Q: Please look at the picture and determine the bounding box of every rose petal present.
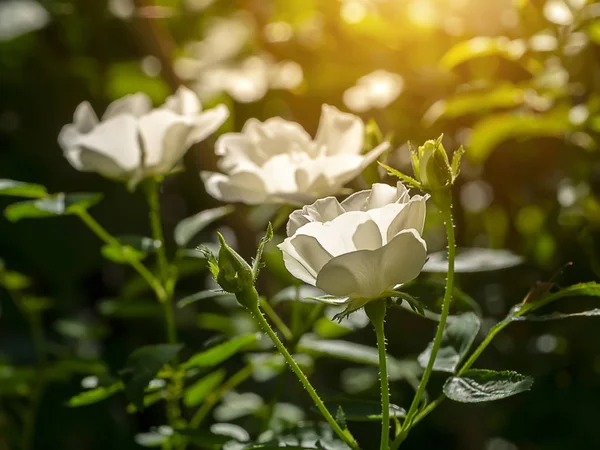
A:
[74,115,141,172]
[73,101,99,133]
[163,86,201,115]
[186,104,229,146]
[283,234,333,282]
[200,169,269,204]
[316,229,427,298]
[314,104,364,156]
[102,92,152,120]
[286,196,345,237]
[138,109,189,169]
[386,195,428,240]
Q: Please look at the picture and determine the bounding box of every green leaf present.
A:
[176,289,234,309]
[518,308,600,321]
[184,369,226,407]
[252,222,274,280]
[424,247,524,273]
[0,179,47,198]
[98,299,162,318]
[4,193,103,222]
[101,243,147,264]
[20,296,53,313]
[520,282,600,315]
[297,337,414,382]
[418,313,481,373]
[325,401,406,421]
[120,344,183,409]
[377,162,420,188]
[440,37,526,70]
[444,369,533,403]
[67,382,123,407]
[467,110,569,164]
[182,334,258,369]
[115,235,159,253]
[174,206,234,247]
[0,269,32,290]
[422,84,525,125]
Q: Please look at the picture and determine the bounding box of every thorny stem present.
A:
[259,297,293,341]
[392,197,455,449]
[249,303,360,450]
[366,300,390,450]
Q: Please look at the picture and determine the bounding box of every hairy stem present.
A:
[392,198,456,449]
[249,303,360,450]
[366,300,390,450]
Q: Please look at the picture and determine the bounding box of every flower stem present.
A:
[259,298,293,341]
[365,300,390,450]
[392,197,456,449]
[249,303,360,450]
[145,179,169,285]
[76,210,166,300]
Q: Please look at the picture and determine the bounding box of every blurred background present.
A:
[1,0,600,449]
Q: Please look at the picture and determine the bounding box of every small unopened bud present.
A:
[216,234,255,303]
[414,138,453,192]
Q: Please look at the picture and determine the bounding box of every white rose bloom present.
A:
[201,105,390,205]
[343,70,404,113]
[58,86,229,182]
[278,182,428,306]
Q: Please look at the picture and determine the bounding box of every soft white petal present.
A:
[286,196,345,237]
[138,109,188,169]
[242,116,312,159]
[102,92,152,119]
[352,219,382,250]
[314,104,364,156]
[73,101,99,133]
[295,211,372,256]
[163,86,201,115]
[278,237,320,285]
[186,104,229,145]
[200,170,269,205]
[73,115,141,172]
[316,229,427,298]
[148,121,196,174]
[71,149,128,178]
[284,234,333,281]
[386,195,428,240]
[58,124,80,153]
[215,133,264,170]
[341,182,398,212]
[260,154,299,194]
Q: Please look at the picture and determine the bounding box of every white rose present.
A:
[201,104,389,205]
[278,182,428,306]
[58,86,229,183]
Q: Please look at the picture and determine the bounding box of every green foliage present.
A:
[67,382,124,407]
[184,369,226,407]
[4,192,103,221]
[182,334,259,369]
[0,179,47,198]
[444,369,534,403]
[174,206,234,247]
[120,344,183,409]
[418,313,480,373]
